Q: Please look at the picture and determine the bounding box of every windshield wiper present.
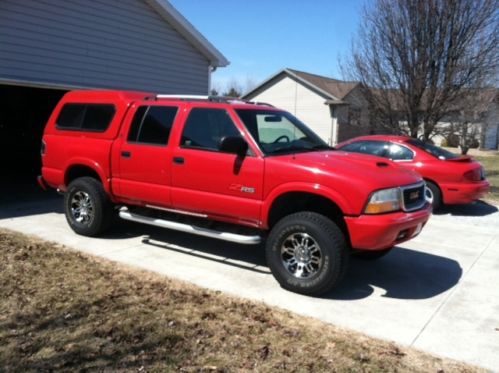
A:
[269,144,332,155]
[310,144,334,150]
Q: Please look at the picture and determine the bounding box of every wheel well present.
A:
[423,178,440,191]
[65,165,102,186]
[268,192,349,242]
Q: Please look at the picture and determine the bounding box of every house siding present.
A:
[337,87,372,142]
[0,0,210,93]
[483,104,499,150]
[248,76,334,144]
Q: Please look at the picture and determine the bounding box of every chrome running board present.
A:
[119,209,261,245]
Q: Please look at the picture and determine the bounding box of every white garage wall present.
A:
[249,76,334,144]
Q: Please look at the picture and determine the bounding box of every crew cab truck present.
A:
[39,90,431,295]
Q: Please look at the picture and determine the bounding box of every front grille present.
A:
[401,182,426,212]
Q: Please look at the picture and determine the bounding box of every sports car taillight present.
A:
[464,168,481,182]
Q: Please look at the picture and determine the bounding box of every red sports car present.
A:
[336,135,490,209]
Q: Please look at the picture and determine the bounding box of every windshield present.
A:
[406,139,459,160]
[235,109,331,156]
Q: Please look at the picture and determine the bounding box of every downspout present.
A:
[208,65,217,94]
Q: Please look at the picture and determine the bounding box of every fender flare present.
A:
[63,158,110,194]
[261,182,353,228]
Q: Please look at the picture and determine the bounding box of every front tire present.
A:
[265,212,348,296]
[64,177,112,236]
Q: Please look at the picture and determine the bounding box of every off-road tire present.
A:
[265,212,349,296]
[64,177,112,236]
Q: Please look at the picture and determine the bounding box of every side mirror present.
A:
[219,136,248,157]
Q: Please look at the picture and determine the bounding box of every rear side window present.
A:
[56,104,115,132]
[127,106,178,146]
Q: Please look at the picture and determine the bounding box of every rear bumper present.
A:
[345,204,432,251]
[441,180,490,205]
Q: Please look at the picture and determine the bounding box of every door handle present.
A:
[121,151,131,158]
[173,156,184,164]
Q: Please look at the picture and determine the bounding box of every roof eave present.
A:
[241,68,344,103]
[146,0,229,67]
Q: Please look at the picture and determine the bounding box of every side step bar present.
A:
[119,209,262,245]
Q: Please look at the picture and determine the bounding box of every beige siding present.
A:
[249,77,334,144]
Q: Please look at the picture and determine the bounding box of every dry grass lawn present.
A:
[475,155,499,203]
[0,228,482,372]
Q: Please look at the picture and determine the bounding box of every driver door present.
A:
[171,107,264,226]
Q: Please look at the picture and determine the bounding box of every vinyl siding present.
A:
[249,76,334,144]
[0,0,210,93]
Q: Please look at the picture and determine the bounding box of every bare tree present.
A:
[344,0,498,140]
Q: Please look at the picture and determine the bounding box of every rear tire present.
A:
[64,177,112,236]
[425,181,442,211]
[265,212,348,296]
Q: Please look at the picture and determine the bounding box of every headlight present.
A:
[364,187,401,214]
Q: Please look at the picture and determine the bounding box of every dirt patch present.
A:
[0,229,482,372]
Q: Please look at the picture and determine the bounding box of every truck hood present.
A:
[273,150,422,188]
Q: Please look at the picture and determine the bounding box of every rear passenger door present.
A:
[170,107,264,226]
[112,104,178,207]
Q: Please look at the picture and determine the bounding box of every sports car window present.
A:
[341,141,388,157]
[387,143,414,160]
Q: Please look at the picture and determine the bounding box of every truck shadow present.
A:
[140,228,462,300]
[327,246,462,300]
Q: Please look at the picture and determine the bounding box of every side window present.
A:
[387,143,414,161]
[56,104,115,132]
[181,108,240,151]
[127,106,178,146]
[342,141,388,157]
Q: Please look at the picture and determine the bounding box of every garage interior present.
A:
[0,84,66,202]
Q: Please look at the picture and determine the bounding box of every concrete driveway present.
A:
[1,193,498,370]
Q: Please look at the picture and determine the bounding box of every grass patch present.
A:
[0,229,481,372]
[475,155,499,203]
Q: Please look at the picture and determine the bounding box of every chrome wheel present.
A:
[280,233,322,278]
[70,191,94,225]
[425,185,434,205]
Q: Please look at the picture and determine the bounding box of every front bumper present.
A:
[441,180,490,205]
[345,203,432,251]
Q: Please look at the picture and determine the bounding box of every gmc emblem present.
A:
[409,191,420,200]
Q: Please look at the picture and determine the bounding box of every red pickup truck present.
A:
[39,90,431,295]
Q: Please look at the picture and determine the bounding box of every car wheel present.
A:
[425,181,442,211]
[265,212,349,296]
[64,177,112,236]
[353,247,393,260]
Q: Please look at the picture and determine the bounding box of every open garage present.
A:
[0,0,228,197]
